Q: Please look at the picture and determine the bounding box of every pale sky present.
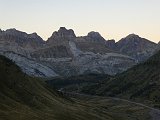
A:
[0,0,160,42]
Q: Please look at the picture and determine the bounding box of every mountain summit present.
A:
[116,34,157,62]
[47,27,76,44]
[53,27,76,38]
[86,31,106,43]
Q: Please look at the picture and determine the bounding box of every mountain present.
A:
[0,55,152,120]
[0,28,44,53]
[74,31,113,54]
[0,29,57,78]
[115,34,157,62]
[41,27,75,58]
[47,27,76,45]
[87,31,106,42]
[0,28,157,77]
[37,28,136,76]
[77,50,160,108]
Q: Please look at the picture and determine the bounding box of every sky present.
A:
[0,0,160,43]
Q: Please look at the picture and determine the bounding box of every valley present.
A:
[0,55,156,120]
[51,50,160,110]
[0,27,160,120]
[1,0,160,119]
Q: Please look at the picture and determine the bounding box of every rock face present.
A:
[0,28,158,77]
[0,51,58,77]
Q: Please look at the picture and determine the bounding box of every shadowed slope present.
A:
[0,55,101,120]
[79,51,160,108]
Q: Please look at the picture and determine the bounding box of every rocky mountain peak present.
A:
[59,27,67,32]
[87,31,102,38]
[106,39,116,50]
[126,33,139,38]
[28,32,43,40]
[0,28,44,52]
[120,34,157,45]
[51,27,76,39]
[87,31,104,39]
[6,28,17,32]
[116,34,157,62]
[123,33,141,41]
[29,32,38,37]
[47,27,76,45]
[107,39,116,43]
[122,34,142,42]
[4,28,26,36]
[119,34,146,46]
[86,31,106,43]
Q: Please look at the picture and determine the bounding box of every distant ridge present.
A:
[0,27,158,77]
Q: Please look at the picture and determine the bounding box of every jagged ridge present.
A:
[0,27,158,77]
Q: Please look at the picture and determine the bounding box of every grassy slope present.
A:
[79,51,160,108]
[0,55,153,120]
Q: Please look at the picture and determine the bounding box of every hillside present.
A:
[0,55,154,120]
[0,55,75,120]
[78,50,160,108]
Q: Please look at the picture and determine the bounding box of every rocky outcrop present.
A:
[31,45,73,58]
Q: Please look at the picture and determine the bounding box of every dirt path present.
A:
[107,96,160,120]
[61,91,160,120]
